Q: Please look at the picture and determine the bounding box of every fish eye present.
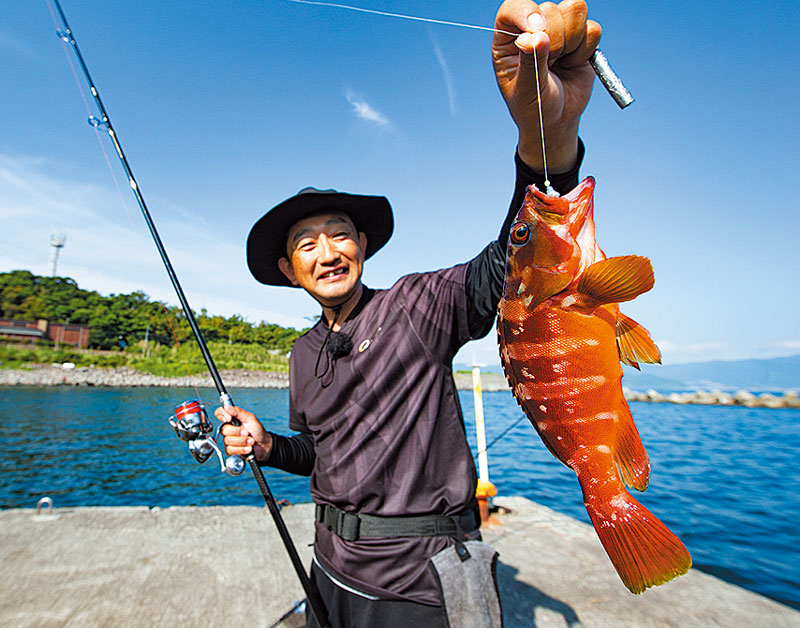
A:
[510,222,530,245]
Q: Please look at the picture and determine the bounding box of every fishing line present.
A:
[49,0,212,405]
[160,302,203,402]
[474,414,530,460]
[46,2,141,231]
[284,0,520,37]
[48,2,330,624]
[49,0,204,391]
[531,45,556,196]
[283,0,634,109]
[288,0,555,193]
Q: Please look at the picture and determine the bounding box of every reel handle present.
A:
[219,392,247,477]
[169,397,245,476]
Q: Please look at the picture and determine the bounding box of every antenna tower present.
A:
[50,232,66,276]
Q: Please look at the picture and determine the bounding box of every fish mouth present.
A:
[530,187,562,204]
[528,187,569,221]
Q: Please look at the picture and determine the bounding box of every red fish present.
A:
[497,177,691,593]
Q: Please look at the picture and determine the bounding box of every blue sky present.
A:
[1,0,798,367]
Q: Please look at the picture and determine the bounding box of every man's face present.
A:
[278,211,367,306]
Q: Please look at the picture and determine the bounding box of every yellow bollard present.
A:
[476,478,497,524]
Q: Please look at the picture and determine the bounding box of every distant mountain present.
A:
[622,355,800,392]
[456,355,800,393]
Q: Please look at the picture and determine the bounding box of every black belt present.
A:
[315,503,480,543]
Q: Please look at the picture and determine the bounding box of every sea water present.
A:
[1,386,798,609]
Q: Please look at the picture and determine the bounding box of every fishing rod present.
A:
[49,1,329,625]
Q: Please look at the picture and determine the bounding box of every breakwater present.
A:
[2,365,797,408]
[2,499,797,628]
[623,386,800,408]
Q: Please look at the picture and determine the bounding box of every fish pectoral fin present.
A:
[577,255,654,306]
[616,312,662,366]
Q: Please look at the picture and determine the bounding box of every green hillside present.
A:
[0,270,308,374]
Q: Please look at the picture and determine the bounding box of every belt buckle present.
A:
[337,510,361,542]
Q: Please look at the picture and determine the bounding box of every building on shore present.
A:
[0,318,90,349]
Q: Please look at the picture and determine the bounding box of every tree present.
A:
[0,270,306,351]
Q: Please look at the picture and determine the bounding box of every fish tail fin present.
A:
[581,483,691,594]
[614,408,651,491]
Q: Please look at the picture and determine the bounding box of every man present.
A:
[217,1,601,625]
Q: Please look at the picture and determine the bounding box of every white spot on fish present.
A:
[610,495,627,510]
[589,411,616,424]
[530,336,601,356]
[539,404,547,413]
[596,445,612,454]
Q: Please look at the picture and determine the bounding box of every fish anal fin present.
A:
[617,312,662,366]
[578,255,654,306]
[614,408,650,492]
[581,484,692,594]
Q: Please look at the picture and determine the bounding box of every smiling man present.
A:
[277,204,374,319]
[216,1,601,626]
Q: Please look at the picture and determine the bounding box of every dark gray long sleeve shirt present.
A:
[261,146,583,603]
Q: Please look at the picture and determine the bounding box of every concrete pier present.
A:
[1,497,796,627]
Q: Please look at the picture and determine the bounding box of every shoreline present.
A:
[1,365,798,408]
[0,365,288,389]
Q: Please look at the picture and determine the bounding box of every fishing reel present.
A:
[169,400,246,476]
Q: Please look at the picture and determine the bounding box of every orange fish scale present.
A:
[502,302,626,465]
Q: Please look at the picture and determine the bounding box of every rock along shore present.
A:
[1,365,798,408]
[0,365,288,389]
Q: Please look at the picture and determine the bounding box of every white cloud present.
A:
[345,89,390,127]
[655,339,726,356]
[0,153,314,330]
[652,339,728,364]
[771,340,800,351]
[429,30,456,117]
[0,28,41,63]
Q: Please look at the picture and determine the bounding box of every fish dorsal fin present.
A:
[577,255,654,306]
[616,312,662,369]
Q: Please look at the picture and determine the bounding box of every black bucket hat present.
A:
[247,187,394,287]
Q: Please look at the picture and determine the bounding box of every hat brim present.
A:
[247,190,394,287]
